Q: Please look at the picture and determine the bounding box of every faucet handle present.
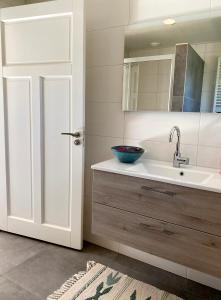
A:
[183,157,189,165]
[177,156,189,166]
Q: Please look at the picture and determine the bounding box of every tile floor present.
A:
[0,231,220,300]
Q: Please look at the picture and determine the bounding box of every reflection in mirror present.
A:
[122,55,174,111]
[123,12,221,113]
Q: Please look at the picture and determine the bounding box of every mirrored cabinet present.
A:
[122,12,221,113]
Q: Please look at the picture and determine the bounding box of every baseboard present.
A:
[85,234,221,291]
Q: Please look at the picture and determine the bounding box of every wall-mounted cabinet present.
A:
[92,170,221,278]
[124,5,221,113]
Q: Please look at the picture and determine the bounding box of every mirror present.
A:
[123,12,221,112]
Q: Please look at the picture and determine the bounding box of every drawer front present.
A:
[93,203,221,278]
[93,171,221,236]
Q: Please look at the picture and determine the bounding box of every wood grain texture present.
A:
[93,203,221,278]
[93,170,221,236]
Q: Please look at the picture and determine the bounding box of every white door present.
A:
[0,0,85,250]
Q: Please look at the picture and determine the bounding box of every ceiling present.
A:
[125,14,221,51]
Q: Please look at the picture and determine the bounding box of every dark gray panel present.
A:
[171,96,183,112]
[172,44,188,97]
[172,43,204,112]
[184,45,204,112]
[183,96,201,112]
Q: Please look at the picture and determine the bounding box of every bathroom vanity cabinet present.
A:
[92,170,221,278]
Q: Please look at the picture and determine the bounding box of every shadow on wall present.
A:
[0,0,54,9]
[123,111,221,165]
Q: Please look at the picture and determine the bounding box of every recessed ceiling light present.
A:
[150,42,160,47]
[163,18,176,25]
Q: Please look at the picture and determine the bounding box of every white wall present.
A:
[85,0,221,290]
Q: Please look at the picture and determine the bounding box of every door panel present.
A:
[3,15,71,65]
[42,77,71,228]
[5,78,33,220]
[0,0,85,249]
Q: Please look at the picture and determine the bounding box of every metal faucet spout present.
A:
[169,126,181,156]
[169,126,189,168]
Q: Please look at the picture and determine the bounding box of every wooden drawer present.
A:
[93,203,221,278]
[93,170,221,236]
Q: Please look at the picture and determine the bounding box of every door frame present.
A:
[0,20,7,230]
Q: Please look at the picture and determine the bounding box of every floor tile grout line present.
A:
[1,274,42,300]
[1,243,47,278]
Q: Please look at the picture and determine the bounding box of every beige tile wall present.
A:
[136,60,171,111]
[85,0,221,289]
[84,0,128,240]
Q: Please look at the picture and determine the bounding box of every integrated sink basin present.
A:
[91,158,221,193]
[127,162,213,184]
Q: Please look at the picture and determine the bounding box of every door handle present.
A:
[61,132,80,138]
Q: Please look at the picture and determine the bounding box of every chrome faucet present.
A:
[169,126,189,168]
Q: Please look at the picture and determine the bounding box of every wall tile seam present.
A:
[193,113,202,162]
[85,136,221,149]
[86,24,126,33]
[85,134,201,149]
[86,24,127,33]
[128,0,132,25]
[122,138,200,146]
[85,133,123,137]
[85,134,124,139]
[86,0,130,32]
[86,100,123,103]
[86,64,124,70]
[122,111,126,145]
[86,64,124,69]
[85,97,124,103]
[197,144,221,149]
[85,99,121,105]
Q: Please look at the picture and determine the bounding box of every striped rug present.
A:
[47,261,184,300]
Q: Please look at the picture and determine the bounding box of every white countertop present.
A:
[91,158,221,194]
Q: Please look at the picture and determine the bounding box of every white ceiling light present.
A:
[163,18,176,25]
[150,42,160,47]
